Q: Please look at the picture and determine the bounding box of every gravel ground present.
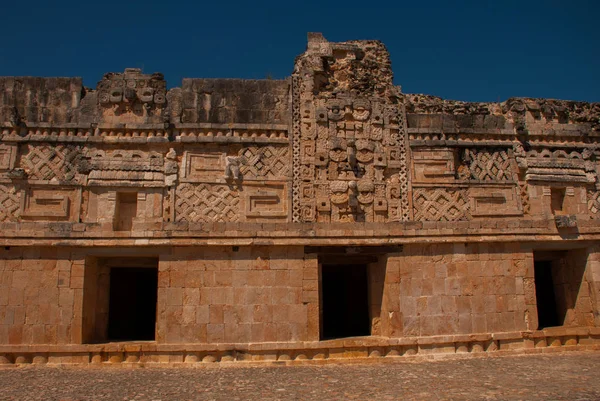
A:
[1,351,599,400]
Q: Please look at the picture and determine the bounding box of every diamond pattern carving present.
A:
[588,190,600,218]
[175,183,239,223]
[520,182,530,215]
[20,144,82,182]
[413,188,470,221]
[0,185,20,222]
[239,146,290,179]
[467,149,513,181]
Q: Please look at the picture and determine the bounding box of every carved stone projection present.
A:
[513,145,597,184]
[292,33,409,223]
[97,68,167,124]
[84,148,166,187]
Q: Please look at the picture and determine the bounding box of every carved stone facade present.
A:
[292,34,410,223]
[0,34,600,364]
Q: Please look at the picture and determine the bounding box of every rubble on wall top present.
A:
[405,93,600,131]
[0,34,597,130]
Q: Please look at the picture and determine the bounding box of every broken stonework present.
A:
[0,33,599,364]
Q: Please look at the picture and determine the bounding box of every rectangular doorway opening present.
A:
[534,259,560,329]
[321,264,370,340]
[108,267,158,341]
[533,250,589,330]
[83,257,158,343]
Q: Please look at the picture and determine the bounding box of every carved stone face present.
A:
[97,70,167,107]
[329,138,348,162]
[327,102,345,121]
[356,181,374,204]
[355,140,375,163]
[330,181,349,205]
[352,100,371,121]
[329,147,347,162]
[357,191,373,204]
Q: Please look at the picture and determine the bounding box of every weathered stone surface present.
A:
[0,33,599,359]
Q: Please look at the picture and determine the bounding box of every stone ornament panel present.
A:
[291,36,410,223]
[20,187,79,221]
[238,146,290,180]
[0,144,17,172]
[0,184,20,222]
[412,188,470,221]
[468,186,522,217]
[412,148,456,183]
[462,148,514,181]
[181,145,290,182]
[519,182,530,215]
[244,184,288,221]
[588,190,600,218]
[175,183,240,223]
[19,144,83,183]
[291,75,302,222]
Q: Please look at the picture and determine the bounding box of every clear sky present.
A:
[2,0,598,102]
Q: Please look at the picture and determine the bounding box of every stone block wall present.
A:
[0,247,83,345]
[0,77,83,125]
[177,79,290,125]
[156,246,315,344]
[380,243,533,337]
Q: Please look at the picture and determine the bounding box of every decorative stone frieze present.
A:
[0,33,599,361]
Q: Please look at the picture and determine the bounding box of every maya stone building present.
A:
[0,33,599,364]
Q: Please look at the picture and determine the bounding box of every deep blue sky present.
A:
[2,0,598,102]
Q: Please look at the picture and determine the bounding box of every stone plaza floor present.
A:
[0,350,599,400]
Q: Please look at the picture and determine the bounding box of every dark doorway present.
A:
[321,264,370,340]
[534,260,559,329]
[108,267,158,341]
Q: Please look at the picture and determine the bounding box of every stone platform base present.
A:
[1,327,599,366]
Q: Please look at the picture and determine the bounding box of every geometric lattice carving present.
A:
[20,144,82,182]
[413,188,470,221]
[291,75,302,222]
[175,183,239,223]
[239,146,290,179]
[0,185,20,222]
[396,105,411,221]
[588,190,600,218]
[466,149,513,181]
[520,182,530,215]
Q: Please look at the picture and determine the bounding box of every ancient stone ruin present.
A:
[0,33,599,364]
